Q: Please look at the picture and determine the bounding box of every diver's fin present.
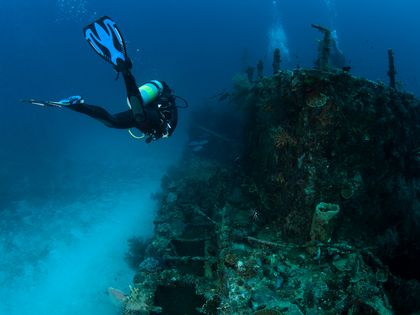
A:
[21,96,84,108]
[83,16,132,73]
[21,98,63,108]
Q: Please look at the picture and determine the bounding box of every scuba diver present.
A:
[23,16,184,143]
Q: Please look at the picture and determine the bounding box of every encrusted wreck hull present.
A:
[123,69,420,314]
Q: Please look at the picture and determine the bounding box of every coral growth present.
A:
[306,92,329,108]
[271,127,297,148]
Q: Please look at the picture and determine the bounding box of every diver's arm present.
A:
[122,69,146,122]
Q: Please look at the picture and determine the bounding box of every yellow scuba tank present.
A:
[127,80,164,139]
[138,80,164,106]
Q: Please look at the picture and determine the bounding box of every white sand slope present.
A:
[0,175,161,315]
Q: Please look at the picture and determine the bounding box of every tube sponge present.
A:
[310,202,340,243]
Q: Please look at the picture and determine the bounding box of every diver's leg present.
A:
[68,103,135,129]
[83,17,145,122]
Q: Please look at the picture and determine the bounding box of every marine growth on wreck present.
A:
[122,26,420,315]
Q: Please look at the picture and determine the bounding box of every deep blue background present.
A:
[0,0,419,201]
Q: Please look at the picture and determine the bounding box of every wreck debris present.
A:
[312,24,331,71]
[272,48,281,74]
[387,48,397,89]
[246,66,255,83]
[340,173,363,200]
[257,60,264,79]
[340,182,354,199]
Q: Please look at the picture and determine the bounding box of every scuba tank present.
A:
[138,80,164,106]
[127,80,165,140]
[127,79,164,123]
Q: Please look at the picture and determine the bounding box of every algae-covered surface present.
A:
[122,66,419,314]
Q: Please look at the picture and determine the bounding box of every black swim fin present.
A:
[83,16,132,73]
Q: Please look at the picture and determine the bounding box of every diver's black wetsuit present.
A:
[68,71,178,142]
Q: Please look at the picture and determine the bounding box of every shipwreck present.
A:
[121,26,420,315]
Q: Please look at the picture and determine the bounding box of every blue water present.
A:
[0,0,419,314]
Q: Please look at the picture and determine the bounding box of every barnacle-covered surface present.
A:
[124,68,420,314]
